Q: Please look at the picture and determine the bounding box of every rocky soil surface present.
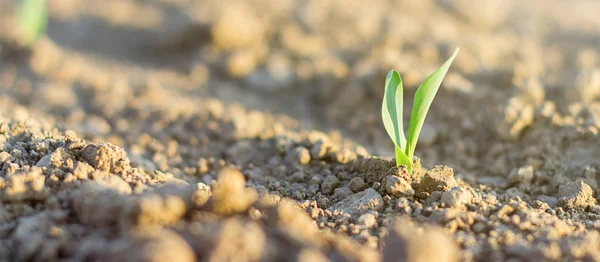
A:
[2,0,600,261]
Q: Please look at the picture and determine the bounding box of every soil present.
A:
[2,0,600,261]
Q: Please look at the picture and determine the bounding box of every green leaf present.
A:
[382,70,411,170]
[18,0,47,46]
[382,70,407,150]
[405,48,459,161]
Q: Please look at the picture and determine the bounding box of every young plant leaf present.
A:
[17,0,47,46]
[382,70,411,169]
[405,48,459,162]
[394,144,411,170]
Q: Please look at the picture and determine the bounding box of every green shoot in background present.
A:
[17,0,48,46]
[382,48,459,173]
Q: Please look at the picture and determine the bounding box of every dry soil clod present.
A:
[415,165,458,198]
[557,180,596,210]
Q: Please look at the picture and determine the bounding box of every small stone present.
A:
[426,191,443,204]
[508,165,534,186]
[209,168,257,215]
[35,155,51,167]
[321,175,340,195]
[358,213,377,228]
[384,176,414,197]
[287,147,311,165]
[416,165,457,195]
[557,181,596,209]
[328,188,384,216]
[0,152,11,163]
[80,143,130,173]
[441,187,472,207]
[349,177,367,192]
[335,149,357,164]
[72,161,94,180]
[310,141,329,159]
[332,186,353,200]
[372,182,381,191]
[193,182,212,207]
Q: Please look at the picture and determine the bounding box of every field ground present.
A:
[1,0,600,261]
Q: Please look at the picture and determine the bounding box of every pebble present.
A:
[335,149,356,164]
[416,165,458,195]
[0,152,11,163]
[349,177,367,192]
[333,186,353,200]
[287,147,311,165]
[209,168,257,215]
[36,154,51,167]
[358,213,377,228]
[508,165,534,186]
[310,142,328,159]
[328,188,384,216]
[321,175,340,194]
[557,181,596,209]
[384,175,415,197]
[441,187,472,207]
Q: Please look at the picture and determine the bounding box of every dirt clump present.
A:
[415,165,458,198]
[384,175,414,197]
[205,167,257,216]
[328,188,384,217]
[557,181,596,210]
[382,219,459,262]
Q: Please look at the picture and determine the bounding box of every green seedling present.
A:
[17,0,48,46]
[382,48,459,173]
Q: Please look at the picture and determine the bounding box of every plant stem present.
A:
[394,145,403,166]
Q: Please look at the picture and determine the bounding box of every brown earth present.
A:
[1,0,600,261]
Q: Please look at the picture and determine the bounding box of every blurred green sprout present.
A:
[17,0,47,46]
[382,48,459,173]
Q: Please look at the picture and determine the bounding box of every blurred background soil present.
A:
[1,0,600,261]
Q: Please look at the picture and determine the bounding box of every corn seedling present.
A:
[382,48,459,173]
[17,0,47,46]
